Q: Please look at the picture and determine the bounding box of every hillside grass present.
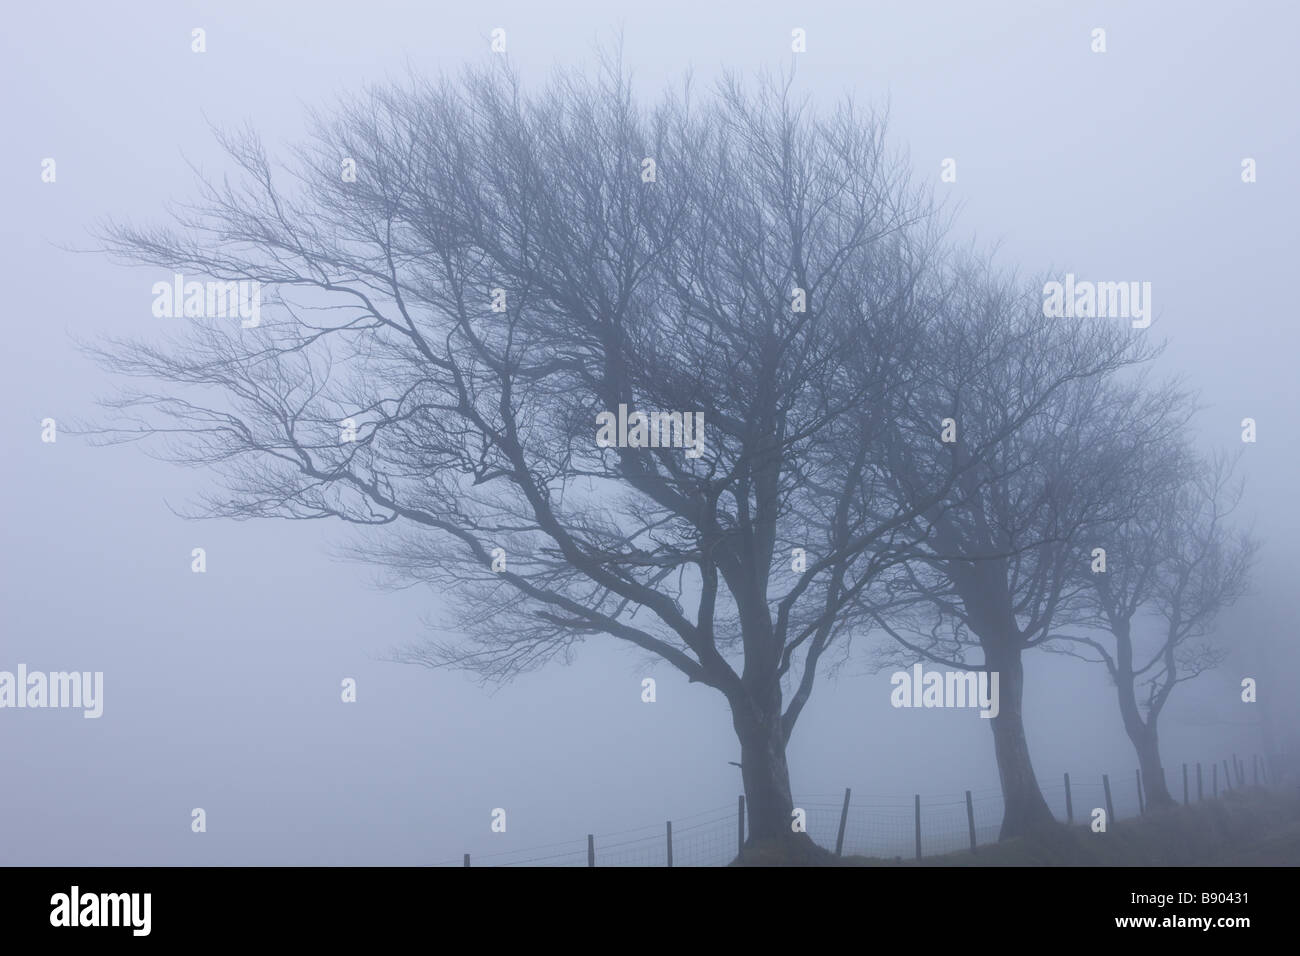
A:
[732,786,1300,866]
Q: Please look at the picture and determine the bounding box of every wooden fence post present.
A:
[835,788,851,857]
[452,753,1274,870]
[914,794,922,860]
[965,790,977,853]
[737,795,745,858]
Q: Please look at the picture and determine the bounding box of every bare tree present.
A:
[1052,450,1258,808]
[79,59,1003,855]
[864,272,1168,839]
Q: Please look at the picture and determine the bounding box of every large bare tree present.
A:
[81,60,1022,854]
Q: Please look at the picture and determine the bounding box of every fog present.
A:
[1,0,1296,865]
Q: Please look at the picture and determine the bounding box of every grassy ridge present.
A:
[734,787,1300,866]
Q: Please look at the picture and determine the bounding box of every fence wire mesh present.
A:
[440,755,1272,866]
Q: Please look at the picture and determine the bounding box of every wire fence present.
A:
[437,751,1282,867]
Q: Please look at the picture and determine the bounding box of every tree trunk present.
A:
[985,642,1056,839]
[735,709,796,842]
[730,695,829,862]
[1115,672,1176,809]
[1134,724,1175,809]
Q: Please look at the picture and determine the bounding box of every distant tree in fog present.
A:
[862,282,1170,839]
[1051,449,1258,807]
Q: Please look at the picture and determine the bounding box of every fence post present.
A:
[587,833,595,867]
[464,853,470,868]
[1103,774,1115,823]
[737,795,745,858]
[1197,762,1203,801]
[966,790,977,853]
[1136,769,1145,815]
[1212,762,1218,798]
[1182,764,1189,805]
[1064,772,1073,824]
[1253,754,1259,787]
[1222,759,1232,791]
[835,788,851,857]
[914,794,922,860]
[666,821,673,868]
[1235,754,1245,787]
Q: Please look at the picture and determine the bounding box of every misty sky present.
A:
[2,0,1296,865]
